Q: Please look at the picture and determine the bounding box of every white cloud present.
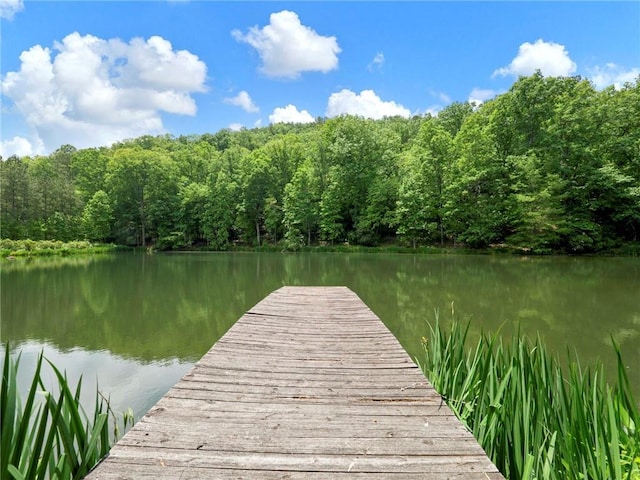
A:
[589,63,640,90]
[232,10,341,78]
[1,32,207,153]
[368,52,385,72]
[424,106,443,117]
[493,39,577,78]
[254,118,263,128]
[269,104,315,124]
[0,136,42,158]
[326,89,411,119]
[228,123,243,131]
[468,88,497,106]
[0,0,23,20]
[223,90,259,113]
[429,89,451,104]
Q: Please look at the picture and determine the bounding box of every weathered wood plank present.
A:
[89,464,505,480]
[87,286,504,479]
[171,382,435,400]
[117,431,489,456]
[179,370,431,388]
[96,447,499,473]
[148,396,458,417]
[132,417,474,438]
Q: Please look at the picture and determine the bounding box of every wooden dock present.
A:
[87,286,504,479]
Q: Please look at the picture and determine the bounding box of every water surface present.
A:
[2,252,639,419]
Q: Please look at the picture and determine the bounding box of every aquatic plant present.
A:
[420,319,640,480]
[1,345,133,479]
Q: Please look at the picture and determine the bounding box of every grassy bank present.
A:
[164,242,490,255]
[239,244,459,254]
[159,240,640,256]
[1,239,127,258]
[420,320,640,480]
[1,345,133,479]
[4,238,638,257]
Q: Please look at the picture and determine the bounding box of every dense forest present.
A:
[1,73,639,253]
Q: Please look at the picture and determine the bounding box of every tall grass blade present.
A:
[421,320,640,480]
[9,351,44,470]
[1,343,133,480]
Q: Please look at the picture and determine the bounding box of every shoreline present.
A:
[3,239,639,259]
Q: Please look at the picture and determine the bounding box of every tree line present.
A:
[1,73,638,253]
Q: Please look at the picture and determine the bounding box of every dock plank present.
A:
[87,286,504,479]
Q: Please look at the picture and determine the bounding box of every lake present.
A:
[2,252,639,421]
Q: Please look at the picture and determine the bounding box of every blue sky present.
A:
[1,1,639,156]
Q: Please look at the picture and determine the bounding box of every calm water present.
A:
[2,252,639,420]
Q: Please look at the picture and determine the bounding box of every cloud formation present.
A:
[589,63,640,90]
[468,88,497,106]
[1,32,207,154]
[326,89,410,119]
[269,104,315,124]
[0,0,23,20]
[424,106,443,117]
[493,39,577,78]
[0,136,40,158]
[224,90,259,113]
[233,10,341,79]
[428,89,451,104]
[368,52,385,72]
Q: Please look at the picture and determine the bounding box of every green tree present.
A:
[319,170,346,244]
[0,155,30,238]
[319,116,385,243]
[539,78,604,251]
[590,79,640,242]
[437,101,474,138]
[395,119,453,247]
[237,150,273,245]
[106,147,178,246]
[283,161,318,247]
[446,104,519,247]
[70,148,109,203]
[81,190,113,242]
[26,153,80,240]
[264,196,283,244]
[178,182,209,245]
[172,141,215,185]
[204,171,238,249]
[395,156,431,249]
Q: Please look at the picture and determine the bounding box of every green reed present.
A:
[419,319,640,480]
[1,345,133,479]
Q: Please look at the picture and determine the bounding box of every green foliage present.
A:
[1,345,133,479]
[81,191,113,242]
[421,320,640,480]
[396,118,453,247]
[0,239,120,257]
[0,156,30,239]
[237,150,274,246]
[70,148,109,203]
[105,147,179,246]
[204,171,238,249]
[396,155,431,248]
[436,101,474,137]
[284,161,318,248]
[2,74,638,253]
[177,182,209,246]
